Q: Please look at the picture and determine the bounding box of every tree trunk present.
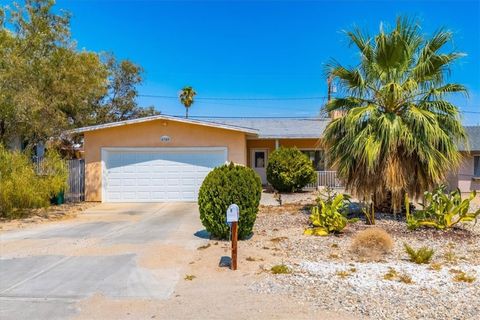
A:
[185,107,189,118]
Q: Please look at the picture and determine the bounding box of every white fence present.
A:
[305,171,343,189]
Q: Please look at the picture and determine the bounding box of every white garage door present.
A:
[102,147,227,202]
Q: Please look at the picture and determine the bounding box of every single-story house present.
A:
[71,115,480,202]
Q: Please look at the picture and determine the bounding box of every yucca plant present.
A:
[324,17,468,214]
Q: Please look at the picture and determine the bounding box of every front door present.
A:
[251,149,268,184]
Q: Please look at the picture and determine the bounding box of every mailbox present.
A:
[226,204,239,223]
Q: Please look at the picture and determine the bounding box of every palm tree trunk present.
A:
[186,107,189,118]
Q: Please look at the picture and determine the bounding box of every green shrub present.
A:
[404,243,434,264]
[304,193,350,236]
[405,186,480,230]
[198,162,262,240]
[266,147,316,192]
[0,145,68,219]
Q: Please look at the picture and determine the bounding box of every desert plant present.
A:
[363,201,376,225]
[452,271,476,283]
[266,147,316,192]
[270,264,291,274]
[383,267,398,280]
[304,193,350,236]
[324,17,468,215]
[198,162,262,240]
[351,227,393,260]
[0,146,67,218]
[398,273,414,284]
[404,243,434,264]
[405,186,480,230]
[184,274,196,281]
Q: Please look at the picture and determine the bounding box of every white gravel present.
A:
[250,201,480,320]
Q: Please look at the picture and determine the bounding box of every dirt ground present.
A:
[74,239,354,320]
[0,202,98,233]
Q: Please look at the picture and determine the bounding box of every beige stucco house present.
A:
[72,115,480,202]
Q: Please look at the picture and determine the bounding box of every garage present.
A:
[102,147,227,202]
[72,115,257,202]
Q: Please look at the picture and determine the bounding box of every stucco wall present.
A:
[84,119,247,201]
[456,152,480,192]
[246,138,325,167]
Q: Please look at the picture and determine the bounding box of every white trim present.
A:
[70,115,258,135]
[101,146,228,203]
[250,148,268,168]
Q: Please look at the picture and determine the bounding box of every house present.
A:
[448,126,480,193]
[71,115,480,202]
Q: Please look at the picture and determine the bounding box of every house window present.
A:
[474,156,480,177]
[254,151,265,168]
[301,150,325,171]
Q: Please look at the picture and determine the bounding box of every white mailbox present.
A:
[226,204,239,223]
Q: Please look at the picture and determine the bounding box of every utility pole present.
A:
[327,75,333,103]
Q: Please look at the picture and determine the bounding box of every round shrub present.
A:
[198,162,262,240]
[266,147,316,192]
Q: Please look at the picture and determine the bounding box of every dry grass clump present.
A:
[351,227,393,261]
[452,271,476,283]
[383,268,413,284]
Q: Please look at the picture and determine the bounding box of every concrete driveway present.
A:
[0,203,205,320]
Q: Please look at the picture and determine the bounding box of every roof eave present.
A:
[68,115,259,135]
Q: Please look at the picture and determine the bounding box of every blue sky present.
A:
[51,1,480,124]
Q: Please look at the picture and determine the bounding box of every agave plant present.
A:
[405,185,480,230]
[324,17,468,214]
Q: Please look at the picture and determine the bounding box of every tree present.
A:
[179,86,196,118]
[0,0,158,148]
[94,57,159,124]
[323,17,468,214]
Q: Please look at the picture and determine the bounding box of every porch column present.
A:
[275,139,280,150]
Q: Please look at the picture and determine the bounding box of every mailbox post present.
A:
[226,204,239,270]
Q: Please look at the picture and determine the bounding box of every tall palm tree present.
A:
[324,17,468,213]
[179,86,196,118]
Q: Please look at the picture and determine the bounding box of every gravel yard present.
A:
[249,200,480,320]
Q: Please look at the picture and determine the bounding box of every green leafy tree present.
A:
[179,86,196,118]
[0,0,158,148]
[324,17,468,213]
[94,57,159,124]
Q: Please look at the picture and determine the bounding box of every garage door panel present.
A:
[103,148,226,202]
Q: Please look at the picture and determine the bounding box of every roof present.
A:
[70,115,259,135]
[204,118,329,139]
[461,126,480,152]
[70,115,479,149]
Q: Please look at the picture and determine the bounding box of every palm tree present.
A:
[324,17,468,214]
[179,86,196,118]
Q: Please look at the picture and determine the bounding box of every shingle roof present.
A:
[213,119,479,151]
[205,118,329,139]
[461,126,480,152]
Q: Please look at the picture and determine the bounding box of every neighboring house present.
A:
[72,115,480,203]
[447,126,480,193]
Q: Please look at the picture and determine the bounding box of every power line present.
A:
[138,94,328,101]
[163,114,328,119]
